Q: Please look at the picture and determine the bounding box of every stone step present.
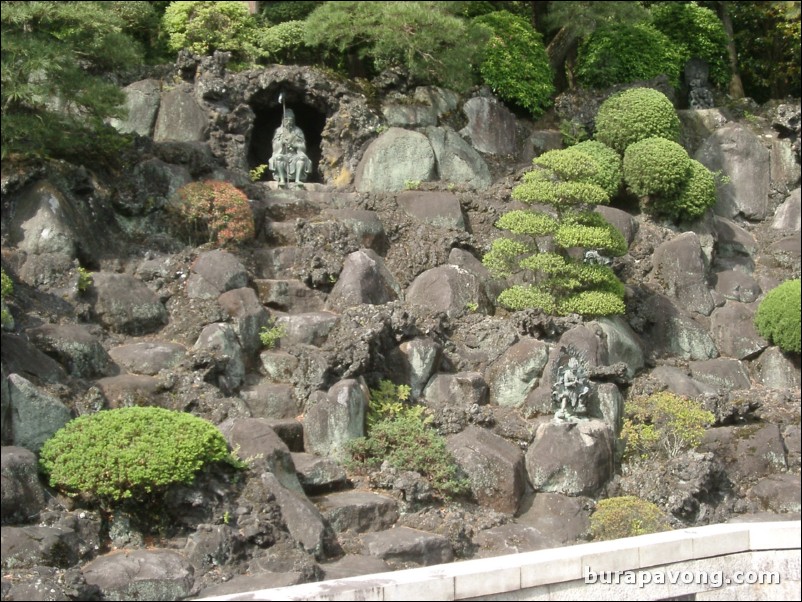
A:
[360,526,453,569]
[254,279,327,313]
[292,452,348,494]
[312,490,400,534]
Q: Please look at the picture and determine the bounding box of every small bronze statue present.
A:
[269,108,312,187]
[553,355,591,421]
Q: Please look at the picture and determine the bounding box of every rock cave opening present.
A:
[248,99,326,185]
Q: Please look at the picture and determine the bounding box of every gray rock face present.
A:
[7,374,72,453]
[91,272,168,335]
[423,371,488,408]
[486,338,550,408]
[595,206,638,245]
[1,525,83,569]
[405,265,491,318]
[95,374,162,408]
[302,380,369,459]
[153,83,208,143]
[701,424,787,483]
[772,187,801,231]
[255,279,326,313]
[595,383,625,434]
[696,123,771,220]
[594,316,646,378]
[709,301,767,359]
[276,312,339,347]
[382,102,438,127]
[713,270,762,303]
[258,349,299,383]
[642,293,719,360]
[322,209,387,252]
[110,78,161,137]
[397,190,466,230]
[689,358,752,390]
[753,347,802,389]
[314,490,399,533]
[292,452,347,492]
[386,337,441,400]
[472,524,558,558]
[28,324,112,378]
[651,232,715,316]
[0,334,67,386]
[517,492,592,545]
[714,216,759,259]
[188,250,249,299]
[241,382,298,419]
[320,555,392,580]
[446,426,526,514]
[650,366,718,398]
[12,182,77,257]
[218,286,270,358]
[354,128,436,192]
[108,341,187,376]
[525,419,615,497]
[423,126,492,189]
[460,96,518,155]
[361,526,453,568]
[193,323,245,393]
[1,446,47,525]
[748,474,801,514]
[82,549,194,601]
[326,249,401,310]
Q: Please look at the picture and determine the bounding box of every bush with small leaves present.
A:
[590,496,671,541]
[255,20,315,65]
[651,2,730,89]
[1,268,13,329]
[594,88,681,154]
[647,159,717,221]
[259,318,286,349]
[623,137,691,197]
[576,23,685,90]
[39,407,238,504]
[754,279,801,354]
[534,142,621,198]
[474,10,554,118]
[569,141,624,197]
[170,180,255,247]
[621,392,715,461]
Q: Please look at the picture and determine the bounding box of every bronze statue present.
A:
[269,108,312,187]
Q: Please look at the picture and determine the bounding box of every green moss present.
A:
[40,407,238,504]
[590,496,671,541]
[754,279,801,354]
[594,88,681,154]
[623,137,691,197]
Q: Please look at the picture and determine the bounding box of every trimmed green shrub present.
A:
[170,180,255,247]
[623,137,691,197]
[594,88,681,154]
[755,279,801,354]
[576,23,685,90]
[570,141,624,197]
[621,392,715,461]
[259,1,322,24]
[555,212,628,256]
[534,142,622,198]
[39,407,237,503]
[590,496,671,540]
[650,2,730,89]
[648,159,717,221]
[474,10,554,118]
[255,20,315,65]
[163,1,261,63]
[346,381,468,499]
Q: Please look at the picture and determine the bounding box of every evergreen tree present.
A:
[1,1,142,161]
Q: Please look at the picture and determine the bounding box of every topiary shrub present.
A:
[39,407,238,504]
[576,23,685,90]
[590,496,671,540]
[534,141,622,198]
[570,141,624,197]
[594,87,681,154]
[623,136,691,197]
[650,2,730,89]
[648,159,717,221]
[754,279,801,354]
[473,10,554,118]
[259,0,322,24]
[163,1,261,63]
[621,392,715,461]
[169,180,255,247]
[255,20,315,65]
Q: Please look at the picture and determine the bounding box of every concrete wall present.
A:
[195,520,801,601]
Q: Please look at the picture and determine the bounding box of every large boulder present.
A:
[82,549,194,601]
[303,380,369,459]
[446,426,527,514]
[217,286,271,358]
[486,338,550,408]
[354,128,436,192]
[241,382,299,420]
[641,293,719,361]
[28,324,112,378]
[108,341,186,376]
[153,83,208,143]
[386,337,442,400]
[651,232,715,316]
[405,265,492,318]
[187,249,249,299]
[752,347,801,389]
[90,272,168,335]
[700,424,787,484]
[525,419,615,497]
[689,358,752,391]
[650,366,718,398]
[361,526,453,569]
[460,96,518,155]
[6,374,72,453]
[0,447,47,525]
[109,78,161,137]
[772,187,801,231]
[326,249,401,310]
[516,492,592,545]
[275,312,339,347]
[594,316,646,378]
[423,126,492,189]
[696,123,771,220]
[314,490,399,533]
[709,302,767,360]
[193,323,245,393]
[713,270,762,304]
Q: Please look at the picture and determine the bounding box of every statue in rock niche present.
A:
[269,108,312,187]
[552,352,591,421]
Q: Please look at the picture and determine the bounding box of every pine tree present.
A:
[1,1,142,161]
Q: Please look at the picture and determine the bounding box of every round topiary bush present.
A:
[648,159,717,221]
[754,279,801,354]
[39,407,236,503]
[170,180,255,247]
[623,137,691,197]
[474,10,554,118]
[594,87,681,154]
[576,23,685,90]
[590,496,671,540]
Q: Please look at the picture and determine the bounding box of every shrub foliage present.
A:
[39,407,235,503]
[473,10,554,118]
[170,180,255,247]
[594,88,681,154]
[623,137,691,197]
[590,496,671,541]
[754,279,802,354]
